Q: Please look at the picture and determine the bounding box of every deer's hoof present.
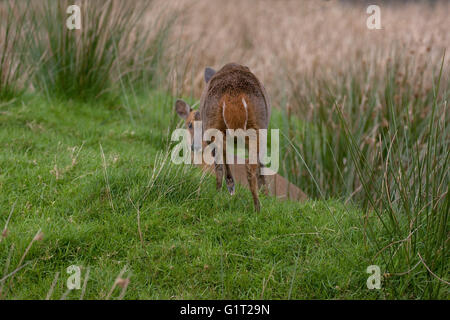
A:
[226,178,235,195]
[227,184,235,195]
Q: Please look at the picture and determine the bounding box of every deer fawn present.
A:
[175,63,271,212]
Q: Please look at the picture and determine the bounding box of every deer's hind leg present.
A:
[248,130,268,196]
[258,164,269,196]
[210,143,224,191]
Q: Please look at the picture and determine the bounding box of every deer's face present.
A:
[174,67,216,152]
[175,99,201,151]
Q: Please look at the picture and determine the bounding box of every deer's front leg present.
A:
[246,163,261,212]
[215,163,224,191]
[224,164,235,195]
[222,139,235,195]
[210,144,224,191]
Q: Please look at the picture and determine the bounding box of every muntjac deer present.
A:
[175,63,271,212]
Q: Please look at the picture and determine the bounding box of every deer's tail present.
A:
[221,94,249,130]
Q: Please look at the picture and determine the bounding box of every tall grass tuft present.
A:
[279,54,449,298]
[279,53,448,200]
[119,6,178,93]
[0,1,32,101]
[337,56,448,298]
[28,0,175,101]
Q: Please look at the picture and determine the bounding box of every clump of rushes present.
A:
[276,53,448,298]
[28,0,160,101]
[0,1,32,101]
[119,5,178,93]
[336,55,449,299]
[280,52,448,201]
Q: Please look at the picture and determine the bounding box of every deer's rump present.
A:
[200,63,271,132]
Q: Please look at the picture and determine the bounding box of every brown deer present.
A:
[175,63,271,212]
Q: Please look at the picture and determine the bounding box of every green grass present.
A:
[0,93,388,299]
[1,0,447,301]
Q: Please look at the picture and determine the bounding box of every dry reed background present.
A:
[157,0,449,102]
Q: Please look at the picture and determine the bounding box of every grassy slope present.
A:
[0,93,384,299]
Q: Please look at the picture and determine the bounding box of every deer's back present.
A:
[200,63,271,131]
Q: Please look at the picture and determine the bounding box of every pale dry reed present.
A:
[151,0,449,104]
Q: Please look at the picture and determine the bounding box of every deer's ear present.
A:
[204,67,216,83]
[175,99,191,119]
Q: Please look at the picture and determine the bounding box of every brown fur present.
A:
[200,63,270,133]
[176,63,271,212]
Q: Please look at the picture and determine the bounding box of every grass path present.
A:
[0,94,384,299]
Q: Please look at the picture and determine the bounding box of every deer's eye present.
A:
[188,123,193,129]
